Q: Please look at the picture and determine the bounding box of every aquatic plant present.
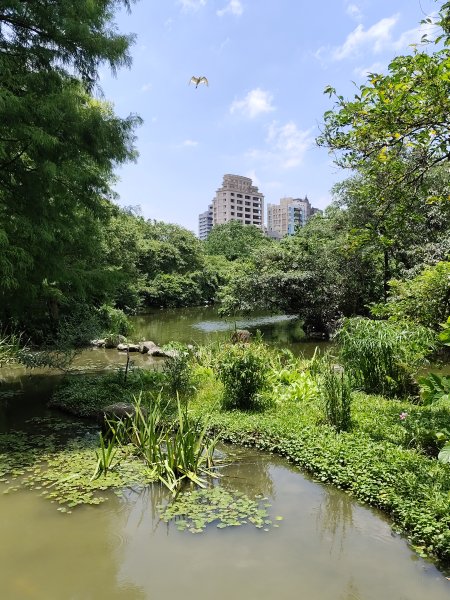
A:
[158,487,281,533]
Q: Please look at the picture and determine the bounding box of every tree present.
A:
[203,220,272,261]
[0,1,141,339]
[317,2,450,199]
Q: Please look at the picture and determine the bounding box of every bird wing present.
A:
[189,76,200,85]
[199,76,209,86]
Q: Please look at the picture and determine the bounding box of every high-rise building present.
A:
[198,203,213,240]
[267,196,318,238]
[211,174,264,229]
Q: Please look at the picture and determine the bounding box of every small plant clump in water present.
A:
[158,487,282,533]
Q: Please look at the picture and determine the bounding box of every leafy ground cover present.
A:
[187,348,450,566]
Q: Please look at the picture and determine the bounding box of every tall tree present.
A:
[0,1,141,338]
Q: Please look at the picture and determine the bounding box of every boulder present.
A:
[139,341,159,354]
[117,343,140,352]
[104,334,127,349]
[231,329,252,343]
[90,339,106,348]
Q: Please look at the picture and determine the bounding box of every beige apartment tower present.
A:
[267,196,313,237]
[212,174,264,229]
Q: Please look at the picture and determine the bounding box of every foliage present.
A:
[217,342,269,410]
[371,262,450,330]
[204,220,271,261]
[318,3,450,194]
[419,373,450,405]
[219,207,382,334]
[159,487,278,533]
[162,345,195,399]
[49,368,164,418]
[335,318,435,397]
[102,394,219,494]
[320,365,352,432]
[187,360,450,565]
[439,315,450,346]
[0,0,141,341]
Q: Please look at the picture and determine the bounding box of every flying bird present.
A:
[189,76,208,88]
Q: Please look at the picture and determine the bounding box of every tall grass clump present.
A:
[217,341,269,410]
[100,393,218,493]
[320,364,352,431]
[335,318,435,398]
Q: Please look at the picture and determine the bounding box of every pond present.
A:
[1,306,449,598]
[1,437,449,600]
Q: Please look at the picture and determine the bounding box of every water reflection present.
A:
[316,485,355,557]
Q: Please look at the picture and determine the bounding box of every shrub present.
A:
[335,317,435,398]
[162,345,195,400]
[371,261,450,331]
[217,342,269,410]
[320,364,352,431]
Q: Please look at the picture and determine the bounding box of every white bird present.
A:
[189,76,209,88]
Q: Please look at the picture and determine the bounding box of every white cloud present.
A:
[230,88,275,119]
[332,14,399,60]
[179,139,199,147]
[245,169,260,186]
[267,121,313,168]
[217,0,243,17]
[246,121,313,169]
[319,12,437,65]
[178,0,206,12]
[346,2,363,21]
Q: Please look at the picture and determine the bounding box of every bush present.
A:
[335,317,435,398]
[321,365,352,431]
[217,342,269,410]
[162,344,195,399]
[371,261,450,331]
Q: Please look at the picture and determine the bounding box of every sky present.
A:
[99,0,439,233]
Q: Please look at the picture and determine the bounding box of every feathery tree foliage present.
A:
[0,1,141,340]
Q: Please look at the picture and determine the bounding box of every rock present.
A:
[99,402,147,432]
[90,339,106,347]
[117,343,140,352]
[149,347,179,358]
[231,329,252,343]
[104,334,127,349]
[139,341,159,354]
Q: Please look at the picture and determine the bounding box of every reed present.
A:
[335,318,435,398]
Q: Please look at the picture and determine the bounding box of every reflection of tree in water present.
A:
[339,577,361,600]
[219,447,275,499]
[257,319,304,345]
[316,486,355,557]
[121,484,171,534]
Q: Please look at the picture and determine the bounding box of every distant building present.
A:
[267,196,319,238]
[198,203,213,241]
[211,174,264,229]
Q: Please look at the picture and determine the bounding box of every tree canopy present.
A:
[0,1,141,338]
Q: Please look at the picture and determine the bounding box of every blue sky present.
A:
[99,0,438,233]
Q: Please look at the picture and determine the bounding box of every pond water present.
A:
[1,440,449,600]
[1,306,450,598]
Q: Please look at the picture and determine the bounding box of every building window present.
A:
[253,197,259,201]
[245,195,250,199]
[230,192,234,196]
[237,194,243,198]
[231,211,234,216]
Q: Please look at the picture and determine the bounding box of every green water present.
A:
[1,306,449,599]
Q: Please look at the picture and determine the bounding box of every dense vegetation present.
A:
[1,0,450,577]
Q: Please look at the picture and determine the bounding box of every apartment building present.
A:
[211,174,264,229]
[267,196,318,238]
[198,203,213,241]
